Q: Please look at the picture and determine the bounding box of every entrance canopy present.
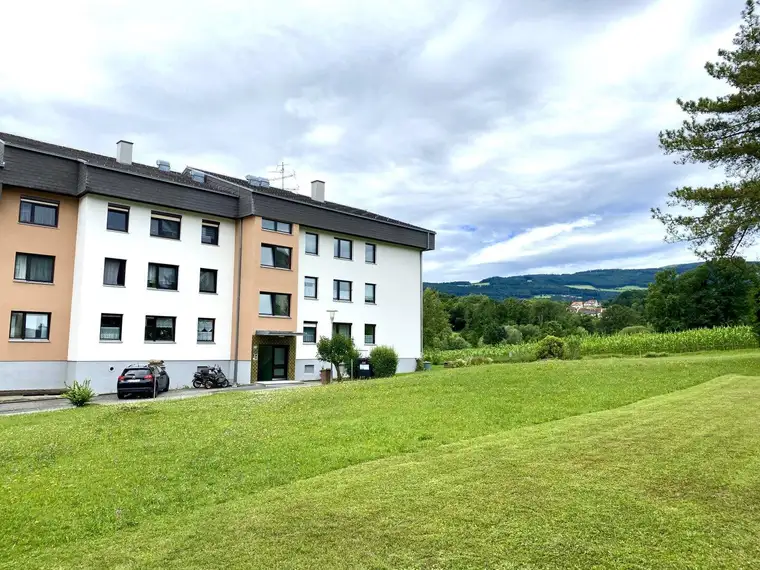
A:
[255,330,302,337]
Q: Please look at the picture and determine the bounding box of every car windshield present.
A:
[123,368,151,376]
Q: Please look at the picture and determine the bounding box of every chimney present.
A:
[311,180,325,202]
[116,140,133,165]
[156,159,170,172]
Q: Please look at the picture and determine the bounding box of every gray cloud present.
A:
[0,0,746,281]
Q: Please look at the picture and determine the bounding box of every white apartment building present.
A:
[67,195,236,393]
[0,133,435,393]
[296,228,423,380]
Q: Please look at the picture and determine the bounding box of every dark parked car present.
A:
[117,363,170,399]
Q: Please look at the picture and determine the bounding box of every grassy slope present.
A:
[2,353,760,568]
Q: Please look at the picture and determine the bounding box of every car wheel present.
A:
[117,392,126,400]
[164,381,170,393]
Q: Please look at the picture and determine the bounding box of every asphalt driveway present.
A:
[0,381,317,416]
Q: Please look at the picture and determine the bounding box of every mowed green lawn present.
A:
[2,352,760,569]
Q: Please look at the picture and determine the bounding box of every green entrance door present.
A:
[257,345,289,381]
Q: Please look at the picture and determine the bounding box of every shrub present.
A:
[369,345,399,378]
[563,336,582,360]
[415,358,424,372]
[518,324,542,341]
[445,333,471,350]
[468,356,494,366]
[574,326,590,337]
[503,326,523,345]
[619,326,650,336]
[445,359,468,368]
[536,336,566,360]
[483,324,507,345]
[63,379,95,407]
[542,321,565,338]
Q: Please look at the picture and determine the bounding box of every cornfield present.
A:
[429,326,757,363]
[579,326,757,356]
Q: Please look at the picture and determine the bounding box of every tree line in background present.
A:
[423,258,760,350]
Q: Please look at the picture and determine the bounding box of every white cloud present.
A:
[304,125,345,146]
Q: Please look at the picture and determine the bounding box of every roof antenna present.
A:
[268,161,298,191]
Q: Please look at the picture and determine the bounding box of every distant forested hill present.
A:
[424,263,702,301]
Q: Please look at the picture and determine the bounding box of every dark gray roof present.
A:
[196,169,431,233]
[0,132,435,250]
[0,132,237,198]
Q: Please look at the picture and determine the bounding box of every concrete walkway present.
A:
[0,381,319,416]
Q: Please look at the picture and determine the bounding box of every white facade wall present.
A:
[296,227,422,380]
[67,195,235,393]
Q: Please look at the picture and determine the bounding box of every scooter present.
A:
[192,365,230,389]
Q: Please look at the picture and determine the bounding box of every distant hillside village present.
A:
[569,299,605,317]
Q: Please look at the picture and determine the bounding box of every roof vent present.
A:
[156,159,171,172]
[189,169,206,184]
[245,175,270,188]
[0,139,5,168]
[311,180,325,202]
[116,140,133,165]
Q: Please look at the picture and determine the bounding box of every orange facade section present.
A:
[231,216,299,360]
[0,187,78,361]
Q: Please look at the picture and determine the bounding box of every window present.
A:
[144,316,176,342]
[99,314,123,341]
[9,311,50,340]
[107,204,129,232]
[365,243,377,264]
[199,268,218,293]
[150,211,181,239]
[365,283,376,304]
[14,253,54,283]
[197,318,215,342]
[304,364,315,374]
[365,324,376,345]
[19,198,58,227]
[304,276,318,299]
[305,232,319,255]
[333,279,352,302]
[201,220,220,245]
[303,321,317,344]
[259,292,291,317]
[261,244,292,269]
[333,322,352,338]
[262,218,292,234]
[103,258,126,286]
[334,238,352,260]
[147,263,179,290]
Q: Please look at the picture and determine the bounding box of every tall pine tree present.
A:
[654,0,760,257]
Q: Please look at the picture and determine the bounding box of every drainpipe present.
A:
[232,219,244,385]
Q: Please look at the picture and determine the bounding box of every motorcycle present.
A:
[192,365,230,389]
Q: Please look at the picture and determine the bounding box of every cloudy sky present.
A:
[0,0,750,282]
